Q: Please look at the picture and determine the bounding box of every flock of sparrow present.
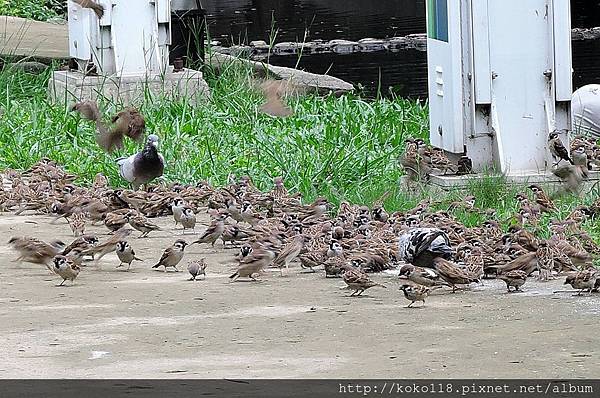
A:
[401,131,598,195]
[2,98,600,307]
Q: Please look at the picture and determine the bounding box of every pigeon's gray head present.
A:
[147,134,159,148]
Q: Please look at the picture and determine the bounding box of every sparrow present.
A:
[552,161,587,194]
[115,241,142,270]
[399,284,435,307]
[326,240,344,258]
[62,234,98,257]
[236,242,254,261]
[229,244,276,282]
[564,269,598,295]
[128,213,161,238]
[71,0,104,18]
[536,240,555,281]
[271,176,289,199]
[221,224,253,246]
[508,225,539,252]
[372,206,389,223]
[341,266,386,296]
[193,212,226,247]
[65,247,86,267]
[571,144,590,169]
[68,212,86,237]
[171,198,185,226]
[89,227,134,263]
[398,264,448,288]
[432,257,479,292]
[498,270,528,292]
[111,107,145,142]
[8,237,65,269]
[116,134,164,190]
[240,201,263,226]
[103,210,133,233]
[152,240,188,272]
[187,259,207,281]
[548,132,573,166]
[400,138,430,182]
[299,197,328,224]
[92,173,108,190]
[71,101,141,153]
[52,255,81,286]
[527,184,557,213]
[298,251,324,273]
[324,256,348,277]
[180,207,197,233]
[272,234,306,276]
[258,80,294,117]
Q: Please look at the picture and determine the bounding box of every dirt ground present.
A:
[0,211,599,379]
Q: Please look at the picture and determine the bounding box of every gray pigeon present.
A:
[116,134,164,190]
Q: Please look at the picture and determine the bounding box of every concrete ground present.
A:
[0,211,599,378]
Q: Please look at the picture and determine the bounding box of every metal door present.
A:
[487,0,553,173]
[426,0,465,154]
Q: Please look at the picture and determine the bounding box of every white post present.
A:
[67,0,171,77]
[426,0,573,176]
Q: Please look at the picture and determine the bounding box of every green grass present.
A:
[0,59,598,245]
[0,0,61,21]
[0,61,428,208]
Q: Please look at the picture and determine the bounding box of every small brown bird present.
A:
[221,224,253,246]
[152,240,188,272]
[111,107,145,142]
[62,234,98,257]
[258,80,294,117]
[171,198,185,226]
[341,266,386,296]
[548,132,573,165]
[527,184,557,213]
[498,270,528,292]
[229,245,276,282]
[187,259,207,281]
[180,207,196,234]
[399,284,434,307]
[52,255,81,286]
[68,212,86,237]
[432,257,479,292]
[564,269,599,295]
[128,213,160,238]
[8,237,65,269]
[326,240,344,258]
[271,176,289,199]
[72,0,105,18]
[92,173,108,190]
[400,138,430,182]
[115,241,142,271]
[89,227,134,263]
[193,212,226,247]
[103,210,132,233]
[488,251,538,275]
[71,101,145,153]
[536,240,555,281]
[272,235,306,276]
[398,264,448,288]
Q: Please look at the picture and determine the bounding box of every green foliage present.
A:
[0,61,428,208]
[0,0,60,21]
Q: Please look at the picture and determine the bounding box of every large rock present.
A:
[208,52,354,94]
